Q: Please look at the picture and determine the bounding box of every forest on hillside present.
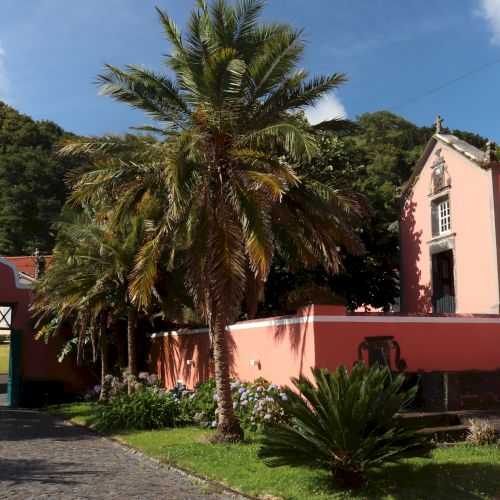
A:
[0,102,488,310]
[0,102,75,255]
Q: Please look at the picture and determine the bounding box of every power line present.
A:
[389,55,500,111]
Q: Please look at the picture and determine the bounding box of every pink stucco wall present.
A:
[150,305,500,389]
[0,260,94,392]
[400,141,500,313]
[151,305,318,388]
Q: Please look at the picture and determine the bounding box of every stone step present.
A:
[396,411,461,430]
[417,424,468,443]
[461,394,500,409]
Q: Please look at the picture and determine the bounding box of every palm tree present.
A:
[31,207,112,396]
[31,206,149,395]
[61,0,368,441]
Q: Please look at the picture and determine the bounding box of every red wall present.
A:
[150,305,500,388]
[0,260,93,393]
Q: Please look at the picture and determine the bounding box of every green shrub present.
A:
[169,381,208,426]
[258,363,434,489]
[95,387,179,430]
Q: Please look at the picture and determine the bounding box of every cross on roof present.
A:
[435,116,444,133]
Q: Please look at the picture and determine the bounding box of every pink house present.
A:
[400,120,500,313]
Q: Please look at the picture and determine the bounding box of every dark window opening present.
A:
[432,250,456,313]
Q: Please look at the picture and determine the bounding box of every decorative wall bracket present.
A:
[357,335,407,371]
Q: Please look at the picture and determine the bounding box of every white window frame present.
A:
[438,199,451,235]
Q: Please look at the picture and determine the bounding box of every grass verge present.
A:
[49,403,500,500]
[0,342,9,373]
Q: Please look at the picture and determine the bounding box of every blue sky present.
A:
[1,0,500,140]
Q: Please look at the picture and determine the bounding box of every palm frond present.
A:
[97,64,188,126]
[156,6,183,51]
[245,120,317,160]
[247,29,304,101]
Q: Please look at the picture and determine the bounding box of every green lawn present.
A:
[0,342,9,373]
[49,403,500,500]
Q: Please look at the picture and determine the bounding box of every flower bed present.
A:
[87,371,289,432]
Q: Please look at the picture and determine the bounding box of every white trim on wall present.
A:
[0,258,30,290]
[150,313,500,337]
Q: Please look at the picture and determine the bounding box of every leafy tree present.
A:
[0,102,74,255]
[61,0,368,441]
[259,364,433,489]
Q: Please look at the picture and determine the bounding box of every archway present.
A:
[0,259,29,406]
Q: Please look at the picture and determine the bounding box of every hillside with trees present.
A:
[0,101,74,255]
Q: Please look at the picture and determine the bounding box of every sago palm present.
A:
[258,364,433,489]
[61,0,368,441]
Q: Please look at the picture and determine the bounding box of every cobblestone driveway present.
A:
[0,408,239,499]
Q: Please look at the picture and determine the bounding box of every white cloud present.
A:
[477,0,500,44]
[304,94,347,126]
[0,42,9,102]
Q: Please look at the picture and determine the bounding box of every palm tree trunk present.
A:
[99,336,109,401]
[127,309,137,395]
[211,317,244,442]
[114,320,126,369]
[99,313,109,401]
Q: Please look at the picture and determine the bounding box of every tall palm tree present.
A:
[61,0,368,441]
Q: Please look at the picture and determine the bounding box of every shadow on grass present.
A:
[303,461,500,499]
[49,404,102,431]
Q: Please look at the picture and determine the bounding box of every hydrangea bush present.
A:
[169,380,207,426]
[171,377,289,432]
[104,370,160,400]
[232,378,289,432]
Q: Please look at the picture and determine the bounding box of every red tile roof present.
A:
[1,255,52,278]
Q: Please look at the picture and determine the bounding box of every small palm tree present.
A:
[31,208,112,395]
[61,0,368,441]
[31,206,148,395]
[258,364,433,489]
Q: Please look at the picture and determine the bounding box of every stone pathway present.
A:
[0,408,241,499]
